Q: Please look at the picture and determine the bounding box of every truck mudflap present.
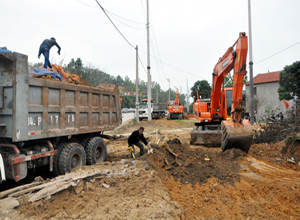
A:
[190,126,222,147]
[221,120,253,153]
[0,153,5,183]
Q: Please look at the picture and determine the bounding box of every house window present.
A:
[253,87,257,95]
[254,100,258,112]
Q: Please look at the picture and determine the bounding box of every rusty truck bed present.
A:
[0,52,122,142]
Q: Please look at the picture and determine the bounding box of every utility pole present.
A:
[187,79,189,112]
[147,0,152,121]
[166,78,170,103]
[135,45,139,124]
[248,0,254,124]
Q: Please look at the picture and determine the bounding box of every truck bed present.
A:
[0,52,122,143]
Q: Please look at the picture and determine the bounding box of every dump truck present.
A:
[167,89,184,120]
[0,52,122,184]
[138,98,167,120]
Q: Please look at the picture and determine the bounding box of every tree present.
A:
[190,80,211,99]
[224,71,249,88]
[115,75,124,86]
[277,61,300,100]
[33,62,44,68]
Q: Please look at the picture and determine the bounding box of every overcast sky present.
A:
[1,0,300,95]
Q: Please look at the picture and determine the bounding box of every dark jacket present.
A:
[128,130,148,145]
[41,39,61,52]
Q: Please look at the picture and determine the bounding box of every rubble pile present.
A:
[254,116,300,144]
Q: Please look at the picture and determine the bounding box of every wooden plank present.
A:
[0,182,42,199]
[28,181,75,203]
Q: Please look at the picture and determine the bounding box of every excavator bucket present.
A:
[221,120,253,153]
[190,126,222,147]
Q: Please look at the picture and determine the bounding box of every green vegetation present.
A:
[277,60,300,101]
[190,80,211,100]
[175,119,194,126]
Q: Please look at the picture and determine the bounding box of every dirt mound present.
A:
[17,160,183,220]
[282,137,300,164]
[147,139,245,186]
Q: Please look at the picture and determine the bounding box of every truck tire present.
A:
[85,137,107,165]
[52,142,68,176]
[58,143,86,175]
[80,135,93,148]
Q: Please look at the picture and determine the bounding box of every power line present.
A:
[95,0,199,86]
[95,0,135,49]
[149,14,166,87]
[138,55,147,74]
[105,9,145,24]
[76,0,144,25]
[139,47,204,78]
[255,40,300,65]
[105,11,145,30]
[139,0,167,87]
[75,0,98,8]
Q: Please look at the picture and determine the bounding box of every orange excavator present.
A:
[191,32,253,153]
[167,89,184,120]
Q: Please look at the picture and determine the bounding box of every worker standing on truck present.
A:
[38,37,61,70]
[128,127,151,158]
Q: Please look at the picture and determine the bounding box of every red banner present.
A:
[283,99,289,109]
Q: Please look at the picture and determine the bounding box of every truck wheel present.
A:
[85,137,107,165]
[52,142,68,176]
[58,143,86,175]
[80,135,92,148]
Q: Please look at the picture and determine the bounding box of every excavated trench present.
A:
[144,138,246,186]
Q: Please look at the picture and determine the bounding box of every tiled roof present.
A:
[245,71,281,86]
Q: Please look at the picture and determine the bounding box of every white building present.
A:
[245,71,291,121]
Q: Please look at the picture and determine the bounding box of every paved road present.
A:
[122,112,136,125]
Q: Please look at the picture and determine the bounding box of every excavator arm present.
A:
[217,33,252,152]
[211,32,247,121]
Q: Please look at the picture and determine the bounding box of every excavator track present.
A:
[221,120,253,153]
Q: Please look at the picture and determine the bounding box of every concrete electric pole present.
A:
[147,0,152,121]
[166,78,170,103]
[248,0,254,125]
[135,45,139,124]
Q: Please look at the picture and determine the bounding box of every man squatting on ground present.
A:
[38,37,61,70]
[128,127,151,157]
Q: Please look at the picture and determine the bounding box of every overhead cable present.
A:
[95,0,135,49]
[255,40,300,65]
